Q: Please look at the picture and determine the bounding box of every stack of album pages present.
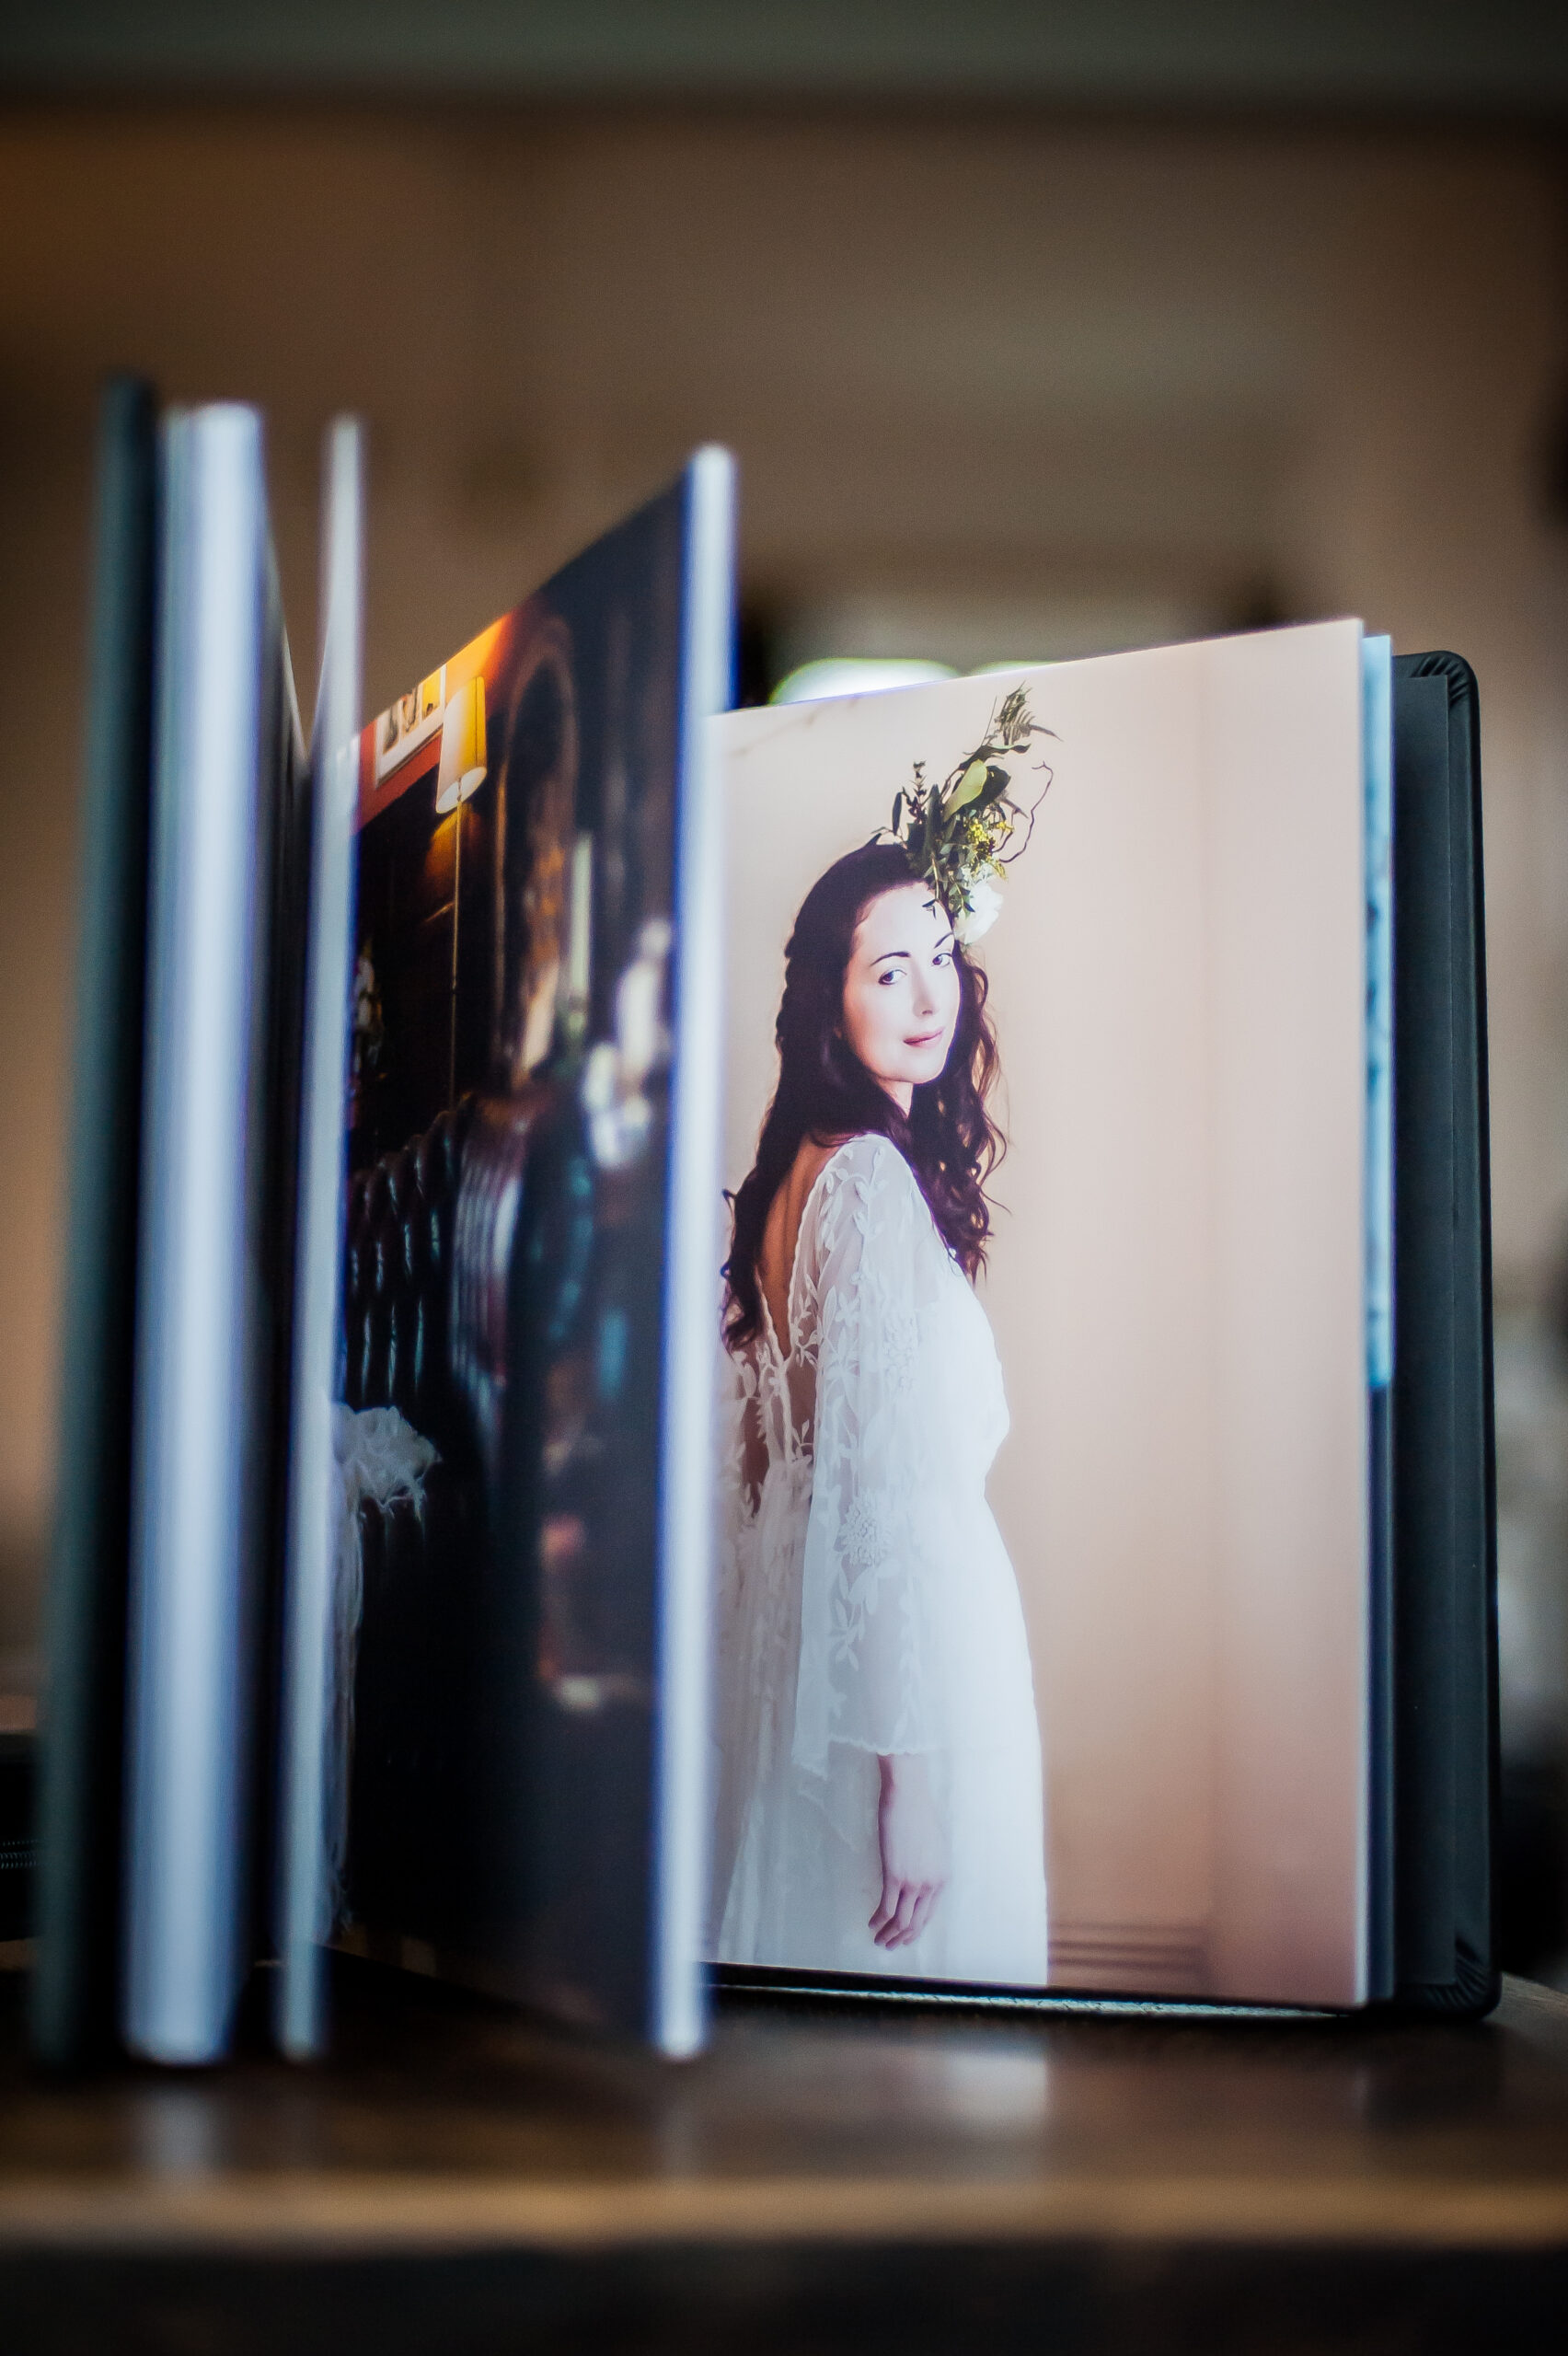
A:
[33,377,1498,2072]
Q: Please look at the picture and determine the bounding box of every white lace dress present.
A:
[712,1133,1049,1986]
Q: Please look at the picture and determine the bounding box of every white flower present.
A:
[953,877,1001,944]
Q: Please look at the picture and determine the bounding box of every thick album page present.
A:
[327,456,732,2051]
[712,621,1370,2010]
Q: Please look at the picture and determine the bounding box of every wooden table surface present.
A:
[3,1959,1568,2351]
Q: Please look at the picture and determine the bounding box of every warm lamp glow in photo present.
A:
[435,673,487,813]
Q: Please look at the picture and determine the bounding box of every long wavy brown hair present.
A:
[723,840,1003,1350]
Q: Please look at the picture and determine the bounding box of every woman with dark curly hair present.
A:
[712,835,1048,1985]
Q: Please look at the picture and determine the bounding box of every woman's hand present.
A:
[870,1754,948,1949]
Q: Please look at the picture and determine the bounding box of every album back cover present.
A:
[1389,650,1498,2015]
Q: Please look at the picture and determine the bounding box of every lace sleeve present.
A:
[791,1137,963,1784]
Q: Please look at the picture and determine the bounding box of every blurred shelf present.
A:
[1,1961,1568,2351]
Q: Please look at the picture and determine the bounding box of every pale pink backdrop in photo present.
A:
[716,622,1367,2006]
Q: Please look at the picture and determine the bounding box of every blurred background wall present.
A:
[3,1,1568,1962]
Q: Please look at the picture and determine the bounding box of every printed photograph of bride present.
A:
[712,627,1376,2007]
[712,698,1051,1987]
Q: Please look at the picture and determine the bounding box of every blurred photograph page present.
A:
[712,621,1374,2009]
[329,458,732,2048]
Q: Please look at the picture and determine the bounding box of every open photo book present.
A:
[36,396,1493,2071]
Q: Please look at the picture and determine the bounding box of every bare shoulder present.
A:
[758,1136,857,1345]
[770,1137,848,1268]
[793,1133,847,1195]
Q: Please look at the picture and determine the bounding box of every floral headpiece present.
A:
[886,686,1051,945]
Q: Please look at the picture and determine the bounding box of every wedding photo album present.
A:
[35,389,1495,2070]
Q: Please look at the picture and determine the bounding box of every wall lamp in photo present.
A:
[436,672,488,1102]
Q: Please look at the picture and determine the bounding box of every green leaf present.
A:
[945,758,990,814]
